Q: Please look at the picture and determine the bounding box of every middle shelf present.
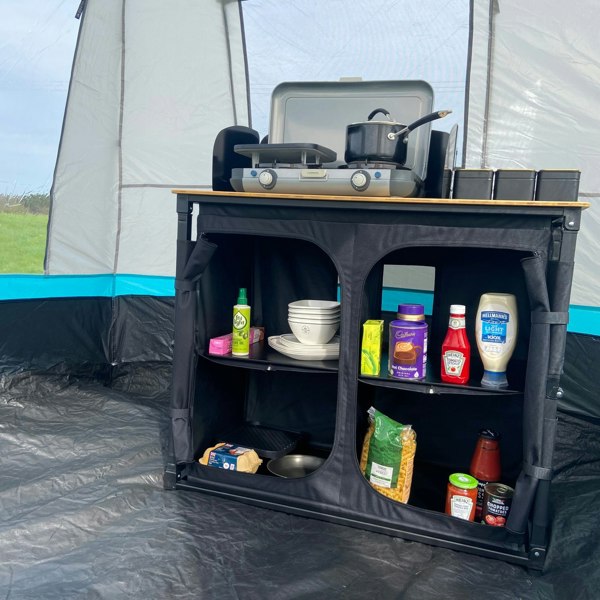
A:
[203,343,524,396]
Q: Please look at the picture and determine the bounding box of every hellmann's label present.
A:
[480,311,510,344]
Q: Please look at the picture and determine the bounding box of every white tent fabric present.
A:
[46,0,249,276]
[45,0,599,311]
[242,0,468,149]
[466,0,600,307]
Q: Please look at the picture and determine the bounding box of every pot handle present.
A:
[387,110,452,141]
[367,108,393,121]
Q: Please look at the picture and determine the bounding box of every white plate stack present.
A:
[268,299,341,361]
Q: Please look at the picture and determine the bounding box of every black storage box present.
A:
[494,169,536,201]
[452,169,494,199]
[535,169,581,201]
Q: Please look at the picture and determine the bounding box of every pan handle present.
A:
[367,108,393,121]
[387,110,452,141]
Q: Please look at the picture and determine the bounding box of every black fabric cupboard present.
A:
[165,190,587,569]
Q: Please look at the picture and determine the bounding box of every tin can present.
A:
[388,304,427,380]
[481,482,514,526]
[445,473,478,521]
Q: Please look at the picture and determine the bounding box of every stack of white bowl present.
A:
[287,299,341,345]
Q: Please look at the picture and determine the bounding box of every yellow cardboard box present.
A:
[361,320,384,376]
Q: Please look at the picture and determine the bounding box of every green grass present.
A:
[0,212,48,274]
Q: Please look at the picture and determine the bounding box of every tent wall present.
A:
[0,296,173,377]
[45,0,249,276]
[5,0,599,421]
[462,0,600,419]
[45,0,122,275]
[0,298,112,377]
[466,0,600,309]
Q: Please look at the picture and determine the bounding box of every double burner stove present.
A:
[230,143,421,197]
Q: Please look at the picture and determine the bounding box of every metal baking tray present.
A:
[268,80,434,179]
[218,423,300,460]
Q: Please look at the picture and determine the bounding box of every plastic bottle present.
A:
[441,304,471,384]
[469,429,502,521]
[475,293,518,388]
[232,288,251,356]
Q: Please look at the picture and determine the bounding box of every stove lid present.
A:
[269,80,434,180]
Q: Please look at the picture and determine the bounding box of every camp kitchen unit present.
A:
[166,80,587,569]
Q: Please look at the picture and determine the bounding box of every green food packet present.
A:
[365,407,404,488]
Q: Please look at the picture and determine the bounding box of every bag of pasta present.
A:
[360,406,416,504]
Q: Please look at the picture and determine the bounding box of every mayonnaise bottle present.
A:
[475,293,518,388]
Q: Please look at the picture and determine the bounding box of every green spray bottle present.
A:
[232,287,251,356]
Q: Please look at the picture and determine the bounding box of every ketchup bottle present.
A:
[441,304,471,384]
[470,429,502,521]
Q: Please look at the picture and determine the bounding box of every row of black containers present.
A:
[439,168,580,201]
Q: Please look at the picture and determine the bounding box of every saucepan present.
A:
[344,108,452,165]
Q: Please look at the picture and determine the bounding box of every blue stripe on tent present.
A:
[1,277,599,335]
[568,305,600,336]
[0,274,174,300]
[113,274,175,296]
[381,287,434,315]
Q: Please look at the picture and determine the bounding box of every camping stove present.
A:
[227,80,438,198]
[230,143,421,197]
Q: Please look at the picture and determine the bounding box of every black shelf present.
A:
[170,190,584,570]
[358,372,521,395]
[358,350,522,395]
[203,340,339,373]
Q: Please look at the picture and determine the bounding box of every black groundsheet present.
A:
[1,370,599,599]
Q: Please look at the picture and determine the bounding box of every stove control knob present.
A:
[258,169,277,190]
[351,170,370,192]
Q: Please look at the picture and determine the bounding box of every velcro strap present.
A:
[175,279,197,292]
[531,311,569,325]
[523,462,553,480]
[171,408,189,419]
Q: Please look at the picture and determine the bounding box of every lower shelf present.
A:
[171,463,542,569]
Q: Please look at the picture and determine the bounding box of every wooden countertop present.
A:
[172,189,590,209]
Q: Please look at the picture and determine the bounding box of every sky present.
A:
[0,1,79,195]
[0,0,468,196]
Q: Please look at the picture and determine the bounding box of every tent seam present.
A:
[462,0,474,168]
[222,2,237,125]
[480,0,497,168]
[113,0,126,275]
[238,0,252,128]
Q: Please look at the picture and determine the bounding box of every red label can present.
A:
[481,483,514,526]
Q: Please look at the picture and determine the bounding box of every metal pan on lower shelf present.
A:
[267,454,325,478]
